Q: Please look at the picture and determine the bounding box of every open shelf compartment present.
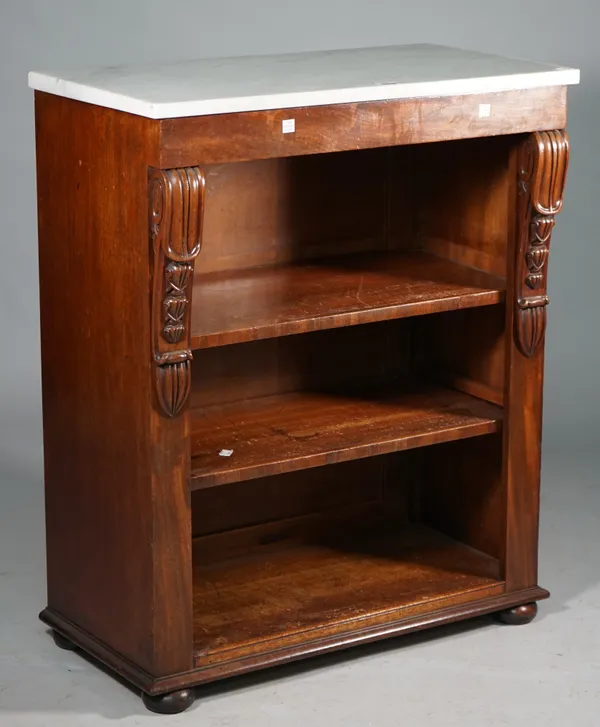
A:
[190,251,504,349]
[193,515,503,664]
[189,304,506,490]
[190,138,512,350]
[191,436,506,669]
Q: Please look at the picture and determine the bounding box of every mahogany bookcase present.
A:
[30,45,579,713]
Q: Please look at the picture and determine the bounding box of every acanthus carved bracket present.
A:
[149,167,205,417]
[515,130,569,357]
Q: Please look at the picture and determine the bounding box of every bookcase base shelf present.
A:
[40,585,550,696]
[192,520,503,661]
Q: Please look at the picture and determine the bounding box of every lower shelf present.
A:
[190,382,502,488]
[192,515,503,668]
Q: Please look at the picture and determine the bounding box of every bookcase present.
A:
[30,45,579,713]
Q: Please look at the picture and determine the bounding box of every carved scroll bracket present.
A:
[150,167,205,417]
[515,130,569,357]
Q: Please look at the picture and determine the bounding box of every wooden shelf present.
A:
[190,251,505,349]
[190,382,502,489]
[192,513,503,666]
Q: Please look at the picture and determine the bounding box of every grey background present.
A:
[0,1,598,725]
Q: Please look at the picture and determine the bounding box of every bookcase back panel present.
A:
[193,136,516,282]
[190,433,503,560]
[191,457,394,539]
[195,147,418,276]
[190,320,412,409]
[409,135,517,278]
[416,435,505,562]
[415,305,506,406]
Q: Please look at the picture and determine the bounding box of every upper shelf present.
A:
[190,251,505,349]
[28,44,579,119]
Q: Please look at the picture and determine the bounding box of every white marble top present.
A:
[28,44,579,119]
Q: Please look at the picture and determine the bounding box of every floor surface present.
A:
[1,452,598,726]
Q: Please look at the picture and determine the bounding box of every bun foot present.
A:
[494,602,538,625]
[51,629,77,650]
[142,689,196,714]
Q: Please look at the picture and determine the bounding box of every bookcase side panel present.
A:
[35,93,193,677]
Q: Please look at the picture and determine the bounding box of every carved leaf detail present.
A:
[526,247,547,271]
[517,306,546,358]
[531,215,555,244]
[163,324,186,344]
[155,361,191,418]
[161,262,193,344]
[515,131,569,357]
[525,273,545,290]
[150,168,205,262]
[165,262,192,296]
[525,244,548,290]
[164,296,188,322]
[150,167,205,417]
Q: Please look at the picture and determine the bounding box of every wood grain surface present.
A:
[192,515,502,658]
[35,92,193,676]
[160,86,567,167]
[190,382,502,488]
[190,251,504,348]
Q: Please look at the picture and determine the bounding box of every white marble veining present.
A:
[28,44,580,119]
